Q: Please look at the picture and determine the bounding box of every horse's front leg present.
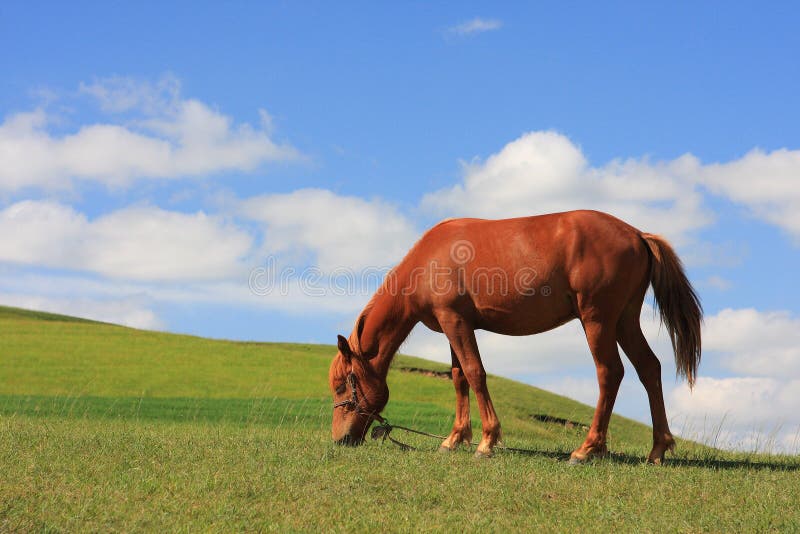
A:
[439,313,501,458]
[439,346,473,452]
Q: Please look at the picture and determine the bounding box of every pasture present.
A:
[1,305,798,531]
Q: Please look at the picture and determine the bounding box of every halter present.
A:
[333,372,360,410]
[332,372,386,423]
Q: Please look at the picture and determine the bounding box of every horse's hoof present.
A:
[569,447,605,465]
[646,441,674,465]
[438,445,455,454]
[568,454,587,466]
[474,449,493,459]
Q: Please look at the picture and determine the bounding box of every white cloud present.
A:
[697,148,800,241]
[447,17,503,36]
[0,267,370,322]
[423,131,800,254]
[671,377,791,423]
[0,76,298,191]
[240,188,419,271]
[78,74,181,114]
[0,200,253,281]
[0,186,422,313]
[703,308,800,377]
[0,293,162,330]
[660,308,800,452]
[422,131,713,246]
[669,377,800,453]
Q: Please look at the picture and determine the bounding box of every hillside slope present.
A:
[0,304,652,450]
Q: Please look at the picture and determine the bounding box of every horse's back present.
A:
[416,210,644,265]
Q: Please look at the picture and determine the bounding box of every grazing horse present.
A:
[329,210,701,464]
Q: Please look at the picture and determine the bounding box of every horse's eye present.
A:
[335,383,347,395]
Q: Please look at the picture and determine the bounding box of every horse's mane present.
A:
[347,276,406,358]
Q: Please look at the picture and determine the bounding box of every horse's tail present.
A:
[641,233,703,388]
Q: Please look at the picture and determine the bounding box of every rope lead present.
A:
[370,417,546,455]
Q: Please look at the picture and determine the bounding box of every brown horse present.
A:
[329,210,701,464]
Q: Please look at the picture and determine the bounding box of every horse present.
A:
[328,210,702,464]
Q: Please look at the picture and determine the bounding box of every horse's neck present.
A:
[358,289,416,378]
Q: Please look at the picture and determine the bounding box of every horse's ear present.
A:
[354,314,367,350]
[337,335,353,363]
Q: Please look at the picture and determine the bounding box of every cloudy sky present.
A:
[2,3,799,452]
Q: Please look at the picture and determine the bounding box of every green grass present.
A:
[1,304,799,532]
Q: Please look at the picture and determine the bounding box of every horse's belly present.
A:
[473,292,577,336]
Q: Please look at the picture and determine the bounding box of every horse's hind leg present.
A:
[617,307,676,464]
[438,312,501,458]
[571,316,625,464]
[439,345,473,452]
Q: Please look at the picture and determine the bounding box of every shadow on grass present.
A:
[492,447,800,471]
[376,430,800,472]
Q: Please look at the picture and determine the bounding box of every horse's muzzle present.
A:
[334,433,364,447]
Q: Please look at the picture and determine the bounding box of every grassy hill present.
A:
[1,304,798,531]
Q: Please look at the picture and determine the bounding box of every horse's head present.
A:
[329,334,388,445]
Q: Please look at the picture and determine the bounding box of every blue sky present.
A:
[1,2,799,451]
